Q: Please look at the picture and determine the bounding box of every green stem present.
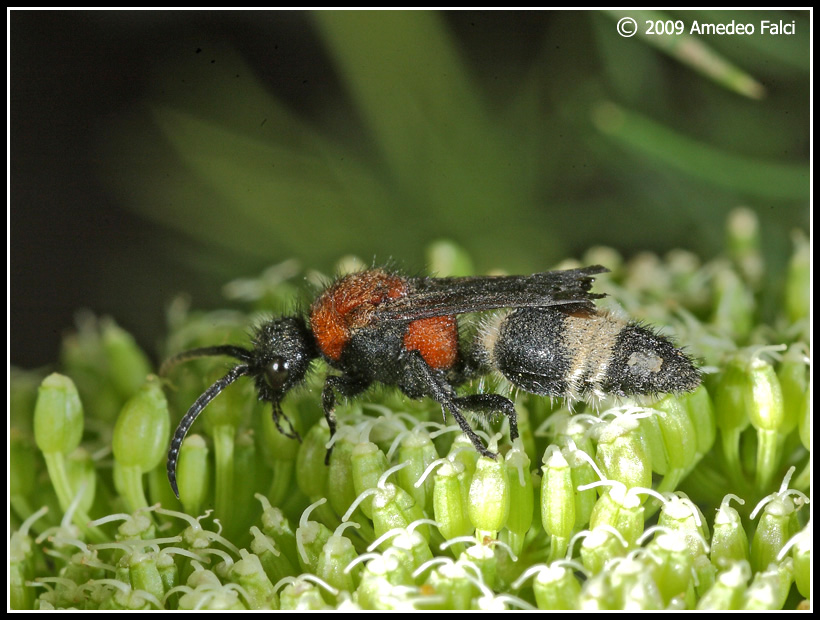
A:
[720,427,747,491]
[118,464,149,514]
[754,429,779,492]
[213,425,236,526]
[42,452,106,542]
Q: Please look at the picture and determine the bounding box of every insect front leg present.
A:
[321,373,370,463]
[405,350,497,459]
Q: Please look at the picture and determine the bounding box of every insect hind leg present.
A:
[453,393,519,442]
[405,351,497,459]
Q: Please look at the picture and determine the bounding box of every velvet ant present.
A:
[162,264,699,498]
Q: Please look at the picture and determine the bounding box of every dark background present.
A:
[11,10,810,369]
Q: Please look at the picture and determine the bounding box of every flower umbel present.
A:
[10,216,810,609]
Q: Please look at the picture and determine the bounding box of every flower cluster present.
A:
[10,211,810,609]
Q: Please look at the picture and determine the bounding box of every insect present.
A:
[162,265,607,497]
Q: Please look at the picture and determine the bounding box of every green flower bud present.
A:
[422,562,478,610]
[776,343,808,436]
[798,385,810,451]
[33,373,106,541]
[116,511,156,541]
[34,373,84,456]
[682,384,716,458]
[113,377,170,471]
[128,550,165,603]
[504,441,533,543]
[609,557,664,610]
[713,356,751,488]
[397,430,438,511]
[444,435,478,508]
[725,207,763,288]
[315,529,360,596]
[744,353,784,432]
[258,498,300,570]
[112,377,171,512]
[693,553,717,600]
[356,553,414,609]
[351,441,389,519]
[296,422,330,499]
[433,460,473,541]
[579,528,627,576]
[296,507,333,573]
[714,356,751,433]
[588,485,644,549]
[108,585,159,610]
[594,418,652,493]
[468,455,510,538]
[175,434,209,513]
[178,576,245,610]
[566,449,597,531]
[371,483,426,543]
[657,495,710,561]
[279,578,332,610]
[155,550,178,597]
[711,264,754,339]
[249,527,291,585]
[654,395,697,475]
[385,529,434,576]
[645,532,694,606]
[750,493,798,573]
[530,563,581,610]
[790,523,810,598]
[743,559,793,610]
[326,433,358,517]
[459,542,497,591]
[230,550,278,610]
[575,571,616,610]
[784,229,809,324]
[696,561,751,610]
[636,409,669,476]
[710,495,749,568]
[9,507,45,610]
[101,319,152,400]
[540,447,575,560]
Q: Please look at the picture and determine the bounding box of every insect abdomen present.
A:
[482,307,700,400]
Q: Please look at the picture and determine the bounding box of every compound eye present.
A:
[265,356,289,392]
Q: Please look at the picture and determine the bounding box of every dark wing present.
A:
[374,265,608,322]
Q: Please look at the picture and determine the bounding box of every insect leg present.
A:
[271,401,301,441]
[321,374,370,464]
[405,351,496,459]
[453,393,519,442]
